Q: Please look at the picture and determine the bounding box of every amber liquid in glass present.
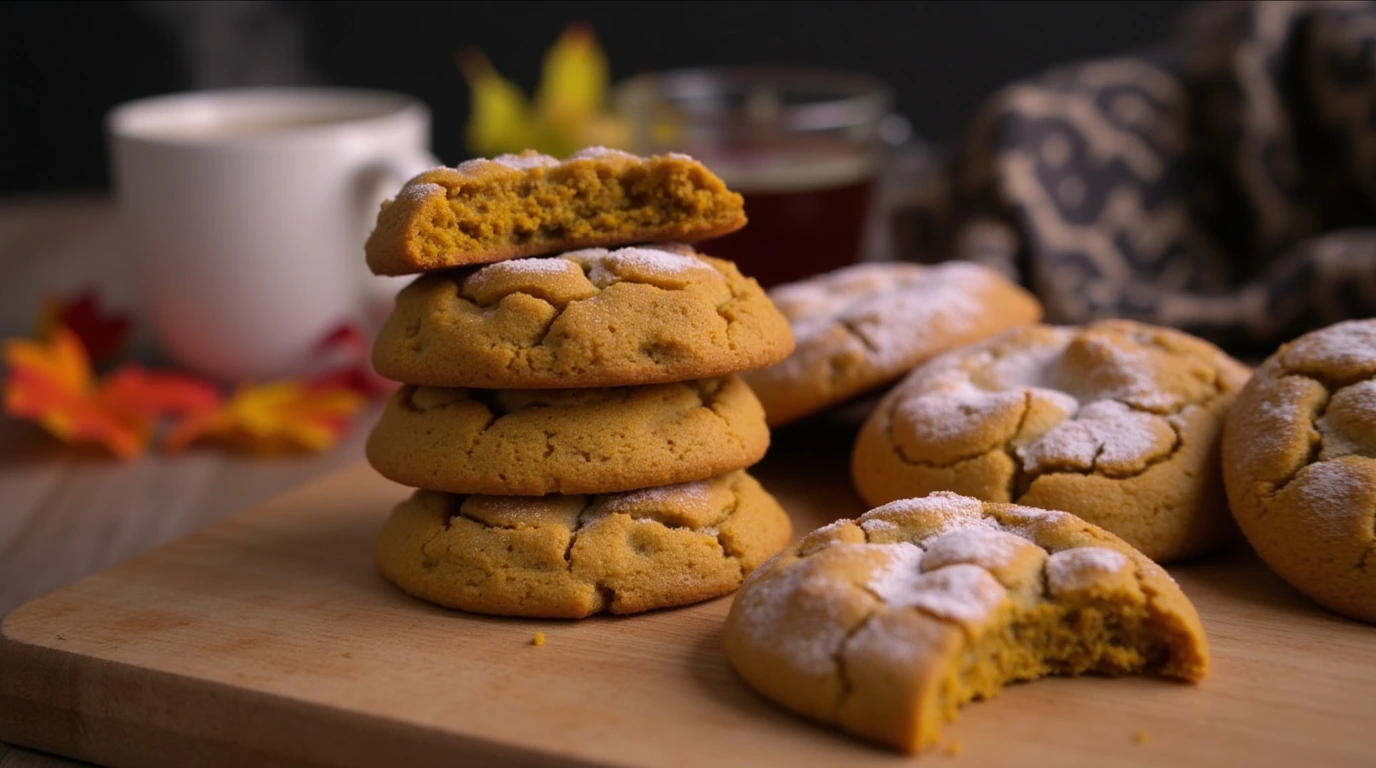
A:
[692,143,877,289]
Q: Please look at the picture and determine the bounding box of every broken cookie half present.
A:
[723,491,1208,753]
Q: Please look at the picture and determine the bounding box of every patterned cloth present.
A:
[893,0,1376,355]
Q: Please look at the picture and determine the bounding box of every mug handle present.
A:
[354,150,443,321]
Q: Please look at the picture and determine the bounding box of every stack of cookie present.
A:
[361,147,797,618]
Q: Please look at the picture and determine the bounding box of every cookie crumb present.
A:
[1134,729,1149,744]
[532,632,546,647]
[944,740,963,757]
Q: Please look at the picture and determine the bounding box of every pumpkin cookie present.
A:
[723,491,1209,754]
[1222,319,1376,623]
[741,261,1041,427]
[366,375,769,496]
[852,320,1250,562]
[365,147,747,276]
[372,244,795,389]
[375,470,791,618]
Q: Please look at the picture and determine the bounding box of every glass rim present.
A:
[612,67,894,133]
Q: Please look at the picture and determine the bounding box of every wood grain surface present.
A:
[2,423,1373,768]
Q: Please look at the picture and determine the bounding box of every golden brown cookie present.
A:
[365,147,747,276]
[852,320,1251,562]
[366,375,769,496]
[741,261,1042,427]
[723,491,1209,754]
[1222,319,1376,623]
[375,470,791,618]
[372,243,795,388]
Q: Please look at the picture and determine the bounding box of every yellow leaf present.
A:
[535,23,608,125]
[166,380,364,457]
[458,48,533,158]
[533,24,627,158]
[459,23,629,159]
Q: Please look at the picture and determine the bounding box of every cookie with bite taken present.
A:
[365,147,747,276]
[723,491,1209,753]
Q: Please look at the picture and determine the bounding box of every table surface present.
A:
[0,197,380,767]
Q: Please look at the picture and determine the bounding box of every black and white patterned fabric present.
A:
[893,0,1376,356]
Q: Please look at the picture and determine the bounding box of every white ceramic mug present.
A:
[108,87,437,382]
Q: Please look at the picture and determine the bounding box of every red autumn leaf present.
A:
[99,366,223,419]
[39,288,133,365]
[310,320,397,398]
[4,326,225,460]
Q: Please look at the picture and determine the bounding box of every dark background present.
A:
[0,0,1192,196]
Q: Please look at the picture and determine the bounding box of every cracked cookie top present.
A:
[723,491,1208,754]
[364,147,747,276]
[1223,319,1376,623]
[372,244,795,389]
[366,375,770,496]
[853,320,1251,561]
[374,469,791,618]
[740,261,1042,427]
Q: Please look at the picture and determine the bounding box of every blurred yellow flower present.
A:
[459,23,629,158]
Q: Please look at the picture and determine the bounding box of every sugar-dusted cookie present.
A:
[852,320,1251,562]
[367,375,769,496]
[1223,319,1376,623]
[372,244,795,389]
[365,147,747,276]
[723,492,1208,754]
[741,261,1041,427]
[375,470,791,618]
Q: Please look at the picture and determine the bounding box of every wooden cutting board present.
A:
[2,427,1373,768]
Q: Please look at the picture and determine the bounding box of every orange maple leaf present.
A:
[166,380,365,456]
[4,327,224,460]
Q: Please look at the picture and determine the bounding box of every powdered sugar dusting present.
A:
[1046,547,1132,594]
[468,256,581,285]
[571,146,636,161]
[780,262,1000,370]
[1018,399,1174,474]
[734,558,860,676]
[1289,459,1376,537]
[885,564,1007,623]
[864,542,926,602]
[398,181,444,204]
[858,518,899,535]
[894,386,1034,449]
[1285,320,1376,370]
[922,528,1035,572]
[1076,336,1177,411]
[570,246,718,288]
[860,492,996,541]
[597,479,714,518]
[492,152,561,170]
